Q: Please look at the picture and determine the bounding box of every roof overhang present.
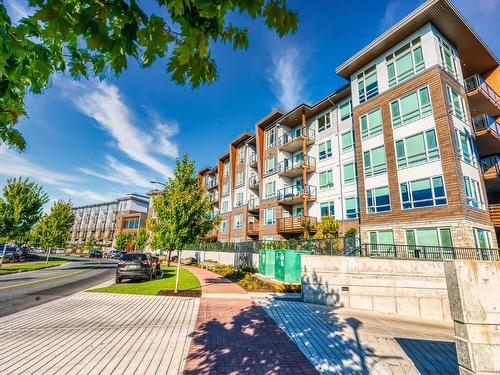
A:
[256,108,286,129]
[336,0,499,79]
[230,131,254,147]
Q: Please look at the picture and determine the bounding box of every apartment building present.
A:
[70,193,149,246]
[199,0,499,249]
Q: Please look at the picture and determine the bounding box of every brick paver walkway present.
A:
[183,266,317,375]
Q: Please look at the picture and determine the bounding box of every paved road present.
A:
[0,257,117,317]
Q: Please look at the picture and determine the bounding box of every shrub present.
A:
[237,273,266,291]
[239,265,257,274]
[181,257,197,265]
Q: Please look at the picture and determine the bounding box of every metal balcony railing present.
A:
[205,179,218,189]
[465,74,500,108]
[248,175,259,187]
[472,114,500,136]
[481,155,500,178]
[277,155,316,174]
[278,127,315,148]
[277,185,317,201]
[247,198,259,211]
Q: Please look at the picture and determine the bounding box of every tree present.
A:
[0,1,298,151]
[135,227,148,251]
[314,216,340,239]
[0,178,48,266]
[152,154,218,292]
[114,232,128,251]
[83,236,98,251]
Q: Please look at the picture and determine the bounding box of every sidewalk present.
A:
[183,266,317,375]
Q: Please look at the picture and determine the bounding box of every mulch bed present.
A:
[157,290,201,297]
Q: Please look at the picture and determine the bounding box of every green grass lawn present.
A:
[90,266,201,295]
[0,258,68,275]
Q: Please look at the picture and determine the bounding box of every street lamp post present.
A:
[150,180,166,187]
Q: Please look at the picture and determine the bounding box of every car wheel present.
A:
[115,277,121,284]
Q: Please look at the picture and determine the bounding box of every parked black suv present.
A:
[116,253,157,283]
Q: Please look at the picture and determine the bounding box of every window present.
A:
[320,201,335,217]
[263,235,275,242]
[395,129,439,168]
[233,214,243,229]
[386,37,425,87]
[464,176,484,209]
[223,163,230,176]
[456,130,475,165]
[319,170,334,190]
[473,228,492,249]
[339,100,352,121]
[390,86,431,128]
[266,128,276,149]
[264,207,276,225]
[358,65,378,103]
[318,140,332,160]
[236,170,245,186]
[235,192,244,207]
[222,183,229,196]
[221,201,229,213]
[341,130,354,152]
[405,228,453,247]
[369,230,394,245]
[237,147,245,163]
[360,108,383,139]
[265,181,276,198]
[447,86,466,122]
[363,145,387,176]
[265,156,277,175]
[366,186,391,213]
[438,36,458,78]
[220,220,228,232]
[344,197,359,219]
[123,219,139,229]
[317,113,331,133]
[400,176,447,209]
[343,162,356,185]
[295,207,303,216]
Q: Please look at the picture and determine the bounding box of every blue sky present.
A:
[1,0,499,207]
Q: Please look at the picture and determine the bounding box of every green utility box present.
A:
[274,250,313,283]
[258,249,276,277]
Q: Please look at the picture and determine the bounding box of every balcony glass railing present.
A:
[465,74,500,108]
[278,127,315,147]
[472,114,500,136]
[277,185,317,200]
[249,154,257,165]
[278,155,316,174]
[248,175,259,186]
[247,198,259,210]
[205,179,218,189]
[481,155,500,176]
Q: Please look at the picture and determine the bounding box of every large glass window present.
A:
[358,66,378,103]
[390,87,432,128]
[406,228,453,247]
[319,170,334,190]
[266,128,276,149]
[438,36,458,78]
[223,163,230,176]
[400,176,447,209]
[366,186,391,213]
[235,192,244,207]
[447,86,466,122]
[220,220,228,232]
[343,162,356,185]
[318,140,332,160]
[344,197,359,219]
[341,130,354,152]
[339,100,352,122]
[360,108,383,139]
[233,214,243,229]
[236,170,245,186]
[221,201,229,213]
[265,181,276,198]
[456,130,475,165]
[363,145,387,176]
[264,207,275,225]
[386,37,425,87]
[473,228,492,249]
[464,176,484,209]
[320,201,335,217]
[395,129,439,168]
[317,113,331,133]
[265,156,276,175]
[369,230,394,245]
[237,147,245,163]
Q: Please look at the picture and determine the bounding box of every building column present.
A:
[301,110,308,237]
[444,260,500,375]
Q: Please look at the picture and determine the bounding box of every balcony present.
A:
[278,127,315,152]
[247,222,259,237]
[277,185,317,205]
[205,180,218,190]
[481,156,500,181]
[249,154,257,168]
[209,194,219,204]
[490,204,500,228]
[247,198,259,213]
[277,216,317,234]
[248,175,259,190]
[278,155,316,178]
[472,114,500,157]
[465,75,500,117]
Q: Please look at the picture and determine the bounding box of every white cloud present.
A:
[61,79,176,179]
[380,0,403,31]
[78,155,153,189]
[60,187,116,203]
[268,46,308,111]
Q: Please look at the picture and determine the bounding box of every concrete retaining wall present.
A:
[301,255,451,322]
[181,250,259,267]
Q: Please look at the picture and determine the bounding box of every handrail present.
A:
[278,155,316,174]
[248,175,259,186]
[472,114,500,136]
[278,127,315,147]
[277,216,318,233]
[480,155,500,176]
[465,74,500,108]
[277,185,317,200]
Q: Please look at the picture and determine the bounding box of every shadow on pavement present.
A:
[396,338,458,375]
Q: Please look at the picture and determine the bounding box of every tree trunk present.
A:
[167,249,172,267]
[0,243,7,268]
[45,248,51,264]
[174,250,182,293]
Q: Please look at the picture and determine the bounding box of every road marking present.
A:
[0,261,102,291]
